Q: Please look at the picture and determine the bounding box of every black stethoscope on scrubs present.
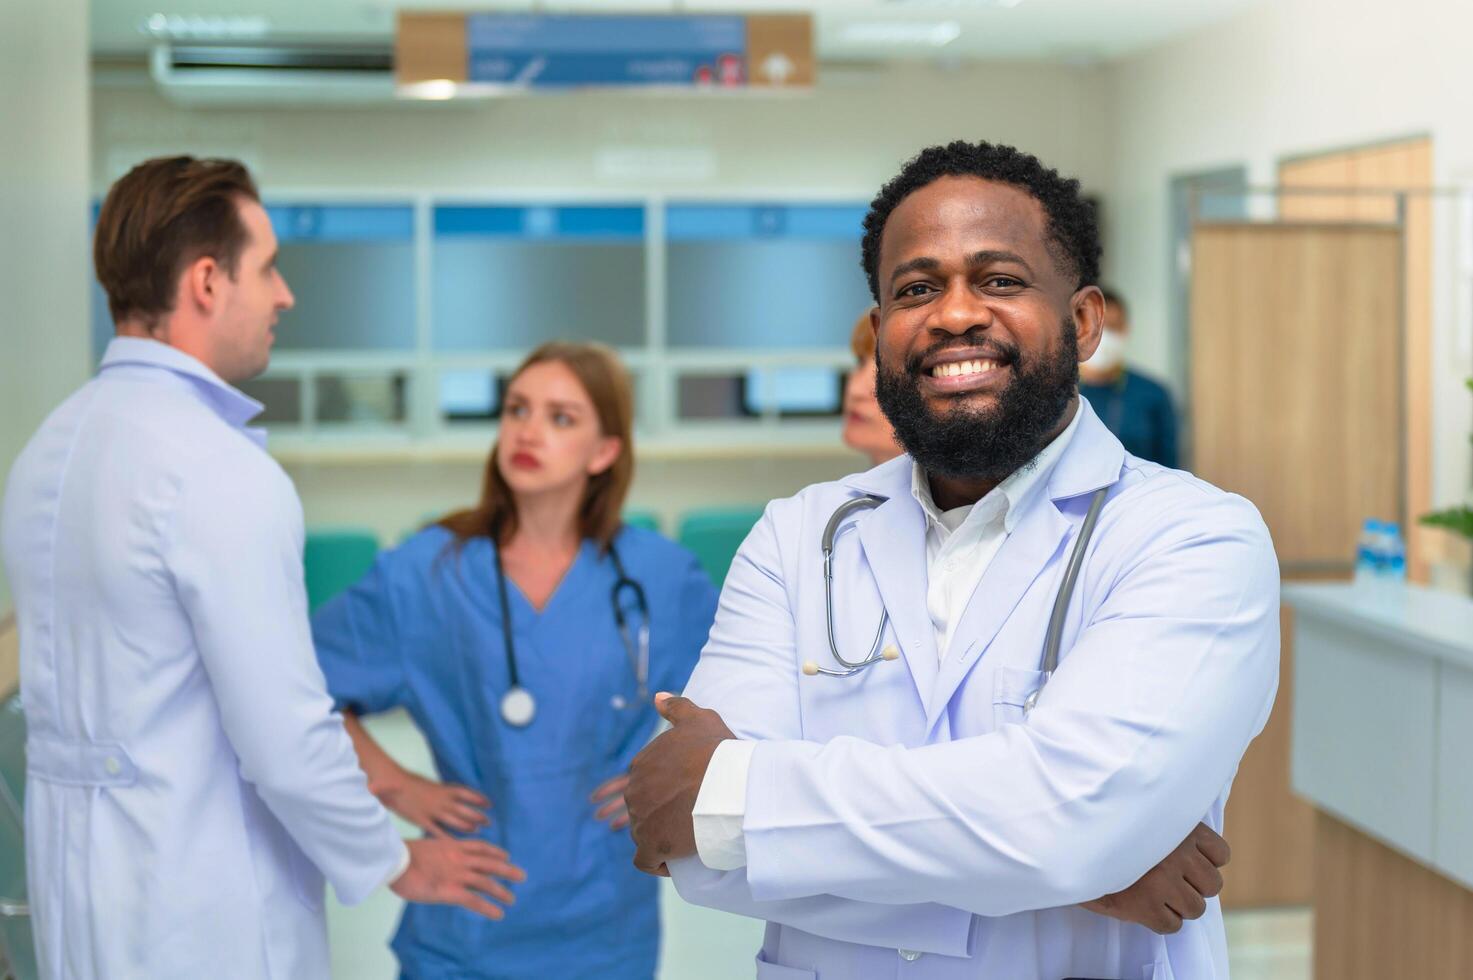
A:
[493,542,650,728]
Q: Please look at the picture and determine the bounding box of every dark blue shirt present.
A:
[1079,369,1179,469]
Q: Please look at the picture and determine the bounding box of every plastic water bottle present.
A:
[1354,519,1383,586]
[1379,522,1407,584]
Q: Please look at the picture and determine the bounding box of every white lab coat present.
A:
[670,399,1280,980]
[1,339,404,978]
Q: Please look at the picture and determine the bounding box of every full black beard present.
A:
[875,322,1079,483]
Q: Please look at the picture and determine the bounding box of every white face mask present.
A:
[1083,328,1126,373]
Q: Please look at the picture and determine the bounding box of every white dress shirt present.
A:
[692,406,1082,871]
[1,338,407,978]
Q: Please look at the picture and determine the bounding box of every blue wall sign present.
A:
[466,14,752,88]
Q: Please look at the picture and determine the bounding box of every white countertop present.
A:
[1286,579,1473,886]
[1283,581,1473,671]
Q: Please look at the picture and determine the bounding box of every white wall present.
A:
[0,0,91,615]
[1106,0,1473,549]
[92,61,1112,195]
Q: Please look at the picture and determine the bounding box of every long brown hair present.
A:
[439,342,635,552]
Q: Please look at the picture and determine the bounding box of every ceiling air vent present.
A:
[149,42,396,105]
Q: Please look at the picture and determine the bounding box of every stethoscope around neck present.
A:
[802,483,1112,717]
[492,540,650,728]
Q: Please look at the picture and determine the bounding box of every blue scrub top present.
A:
[1079,369,1179,469]
[312,524,719,980]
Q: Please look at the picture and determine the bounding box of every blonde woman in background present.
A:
[841,307,904,465]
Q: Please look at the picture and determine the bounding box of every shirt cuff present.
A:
[692,738,756,871]
[380,839,412,894]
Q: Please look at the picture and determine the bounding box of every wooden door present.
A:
[1191,223,1403,570]
[1280,137,1436,580]
[1191,222,1404,907]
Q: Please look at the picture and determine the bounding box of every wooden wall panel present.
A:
[395,12,468,85]
[1314,811,1473,979]
[1190,224,1402,568]
[745,14,815,88]
[1279,138,1435,581]
[1279,155,1359,220]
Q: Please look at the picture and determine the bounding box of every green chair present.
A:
[0,693,36,980]
[303,529,380,612]
[622,510,662,534]
[0,695,24,810]
[677,507,767,586]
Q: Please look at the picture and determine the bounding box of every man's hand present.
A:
[373,770,492,839]
[1081,823,1230,934]
[391,838,527,921]
[626,692,735,877]
[591,773,631,831]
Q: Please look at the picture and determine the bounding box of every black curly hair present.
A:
[860,140,1101,302]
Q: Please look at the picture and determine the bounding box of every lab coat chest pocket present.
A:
[991,665,1045,728]
[754,950,818,979]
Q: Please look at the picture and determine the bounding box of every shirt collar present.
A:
[99,337,266,441]
[909,400,1085,535]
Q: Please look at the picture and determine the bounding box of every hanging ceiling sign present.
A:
[396,11,813,95]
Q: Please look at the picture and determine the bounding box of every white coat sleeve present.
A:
[165,451,406,906]
[738,490,1281,917]
[669,500,975,953]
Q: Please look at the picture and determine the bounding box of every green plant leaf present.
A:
[1420,506,1473,541]
[1417,380,1473,539]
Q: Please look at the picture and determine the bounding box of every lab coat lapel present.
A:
[854,491,940,708]
[924,492,1070,731]
[921,399,1128,730]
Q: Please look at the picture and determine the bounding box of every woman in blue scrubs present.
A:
[312,342,719,979]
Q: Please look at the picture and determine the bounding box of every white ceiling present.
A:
[91,0,1266,63]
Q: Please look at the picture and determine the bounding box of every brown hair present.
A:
[439,342,635,552]
[93,156,260,326]
[849,307,877,362]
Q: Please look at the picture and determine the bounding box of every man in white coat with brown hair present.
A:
[2,156,524,978]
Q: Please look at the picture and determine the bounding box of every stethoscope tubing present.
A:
[493,538,651,725]
[819,495,891,674]
[814,483,1113,708]
[609,551,651,702]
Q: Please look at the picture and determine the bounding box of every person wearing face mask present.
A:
[1077,288,1179,469]
[841,308,905,466]
[310,342,718,980]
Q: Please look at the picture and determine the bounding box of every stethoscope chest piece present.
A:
[500,686,537,727]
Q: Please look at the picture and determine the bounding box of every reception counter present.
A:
[1285,581,1473,977]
